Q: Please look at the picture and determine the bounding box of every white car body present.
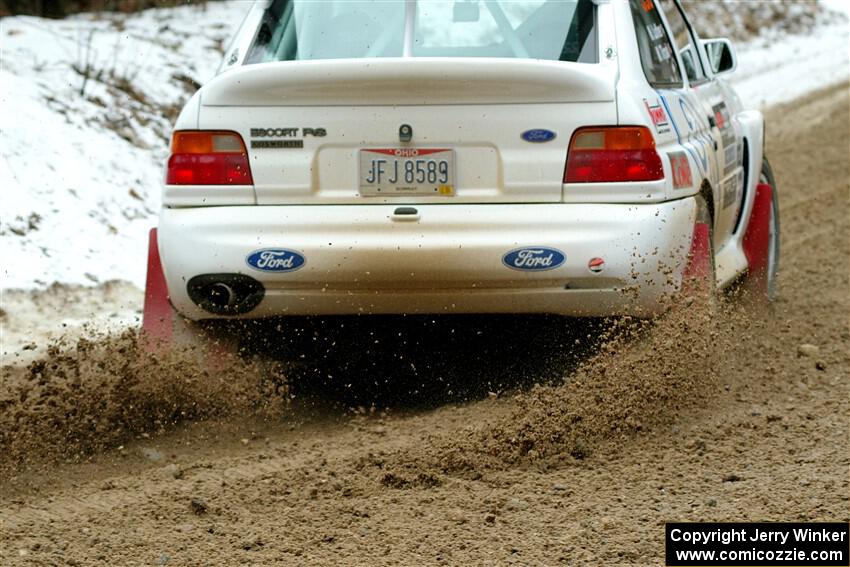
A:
[155,0,766,321]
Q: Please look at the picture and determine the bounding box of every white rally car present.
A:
[143,0,779,343]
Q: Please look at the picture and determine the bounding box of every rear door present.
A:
[659,0,744,244]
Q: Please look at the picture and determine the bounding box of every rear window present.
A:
[245,0,597,64]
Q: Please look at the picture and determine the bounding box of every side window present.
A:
[629,0,682,87]
[658,0,706,83]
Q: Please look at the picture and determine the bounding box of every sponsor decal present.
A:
[712,104,728,130]
[657,93,699,175]
[711,102,738,175]
[721,176,737,210]
[722,169,745,214]
[246,248,306,272]
[724,140,738,172]
[668,151,693,189]
[521,129,557,143]
[644,98,671,134]
[588,257,605,273]
[503,247,566,271]
[676,95,712,174]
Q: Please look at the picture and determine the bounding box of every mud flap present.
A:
[681,222,712,298]
[741,183,774,299]
[142,228,176,349]
[141,228,241,367]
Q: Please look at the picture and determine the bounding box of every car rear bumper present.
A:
[158,200,697,319]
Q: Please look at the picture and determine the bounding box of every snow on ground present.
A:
[0,1,252,290]
[729,18,849,110]
[0,0,848,293]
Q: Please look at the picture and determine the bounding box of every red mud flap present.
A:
[683,222,711,279]
[741,183,774,298]
[141,229,235,365]
[682,222,712,297]
[142,228,177,349]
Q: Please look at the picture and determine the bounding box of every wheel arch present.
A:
[733,110,766,237]
[734,138,750,233]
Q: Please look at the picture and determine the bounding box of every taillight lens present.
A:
[564,126,664,183]
[166,131,253,185]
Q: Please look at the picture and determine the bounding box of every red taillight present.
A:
[564,126,664,183]
[166,131,253,185]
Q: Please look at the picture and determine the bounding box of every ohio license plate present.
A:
[359,148,455,196]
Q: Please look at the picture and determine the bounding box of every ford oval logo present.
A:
[246,248,305,272]
[521,129,557,143]
[503,247,565,271]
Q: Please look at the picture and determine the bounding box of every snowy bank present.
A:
[1,1,252,290]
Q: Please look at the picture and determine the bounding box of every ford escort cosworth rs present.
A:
[142,0,780,341]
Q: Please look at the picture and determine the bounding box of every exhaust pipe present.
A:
[206,282,236,310]
[187,274,265,315]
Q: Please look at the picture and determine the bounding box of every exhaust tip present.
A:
[187,274,264,315]
[206,283,236,310]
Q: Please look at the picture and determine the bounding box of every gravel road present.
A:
[1,83,847,565]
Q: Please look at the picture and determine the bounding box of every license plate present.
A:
[359,148,455,196]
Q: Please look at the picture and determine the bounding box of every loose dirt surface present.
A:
[0,281,143,366]
[1,84,848,565]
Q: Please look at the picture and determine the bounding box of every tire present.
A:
[760,158,780,301]
[740,158,780,302]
